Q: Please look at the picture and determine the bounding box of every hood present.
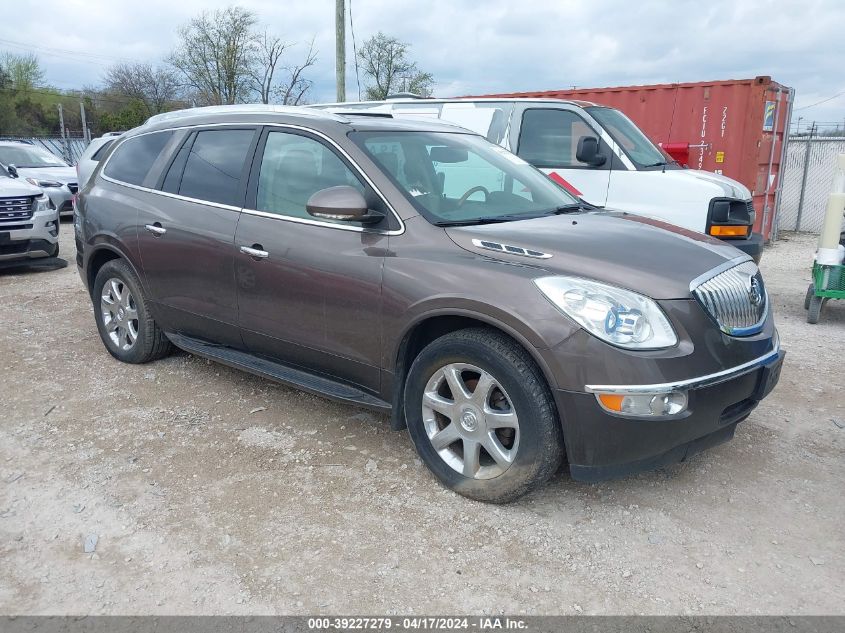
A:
[14,166,77,185]
[0,176,43,197]
[686,169,752,200]
[445,212,748,299]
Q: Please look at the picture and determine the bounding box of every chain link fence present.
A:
[1,136,89,166]
[778,136,845,233]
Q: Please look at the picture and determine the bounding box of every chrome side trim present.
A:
[585,341,781,395]
[471,238,552,259]
[97,122,405,237]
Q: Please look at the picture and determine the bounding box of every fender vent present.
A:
[471,239,551,259]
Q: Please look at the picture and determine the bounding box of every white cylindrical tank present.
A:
[817,154,845,265]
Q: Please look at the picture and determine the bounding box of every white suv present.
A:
[0,172,59,262]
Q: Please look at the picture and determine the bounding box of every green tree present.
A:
[357,33,434,100]
[1,52,44,93]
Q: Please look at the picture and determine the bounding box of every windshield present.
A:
[0,145,68,168]
[349,131,578,225]
[586,107,671,168]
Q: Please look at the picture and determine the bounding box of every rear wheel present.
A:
[804,284,814,310]
[92,259,172,363]
[404,328,563,503]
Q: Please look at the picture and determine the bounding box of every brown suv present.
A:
[75,105,784,502]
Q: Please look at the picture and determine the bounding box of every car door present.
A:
[235,127,392,392]
[514,106,613,206]
[136,126,259,347]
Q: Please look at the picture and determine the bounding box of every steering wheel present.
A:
[457,185,490,207]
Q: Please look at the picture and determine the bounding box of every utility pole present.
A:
[80,99,89,145]
[335,0,346,102]
[57,103,70,164]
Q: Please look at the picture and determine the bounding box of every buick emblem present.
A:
[748,277,763,307]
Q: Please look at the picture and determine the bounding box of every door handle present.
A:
[144,223,166,236]
[240,245,269,259]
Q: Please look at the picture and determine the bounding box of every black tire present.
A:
[92,259,172,363]
[47,242,59,258]
[404,327,564,503]
[807,295,823,324]
[804,284,814,310]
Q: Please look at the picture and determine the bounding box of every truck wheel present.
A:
[48,242,59,258]
[92,259,172,363]
[804,284,814,310]
[807,295,824,324]
[404,328,563,503]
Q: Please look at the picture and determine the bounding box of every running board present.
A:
[167,333,391,412]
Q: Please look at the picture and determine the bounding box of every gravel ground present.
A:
[0,227,842,616]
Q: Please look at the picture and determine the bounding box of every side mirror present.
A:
[7,164,18,178]
[306,186,383,224]
[576,137,607,167]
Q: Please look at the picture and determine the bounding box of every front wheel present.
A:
[92,259,172,363]
[404,328,564,503]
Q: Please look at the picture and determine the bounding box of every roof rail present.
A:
[145,104,346,126]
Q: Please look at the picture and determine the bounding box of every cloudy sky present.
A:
[3,0,845,125]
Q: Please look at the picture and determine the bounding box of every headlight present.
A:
[26,177,63,188]
[534,276,678,349]
[35,194,54,212]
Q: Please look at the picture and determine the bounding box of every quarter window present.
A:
[178,129,255,206]
[255,131,365,222]
[517,109,596,168]
[103,131,174,186]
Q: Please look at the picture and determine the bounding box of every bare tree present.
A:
[103,63,181,116]
[250,31,290,105]
[357,33,433,100]
[274,39,318,105]
[1,52,44,92]
[169,6,258,105]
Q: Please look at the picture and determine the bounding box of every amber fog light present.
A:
[597,391,688,417]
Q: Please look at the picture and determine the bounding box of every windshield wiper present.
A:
[435,213,545,227]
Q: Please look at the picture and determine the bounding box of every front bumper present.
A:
[555,346,785,481]
[722,232,764,263]
[0,207,60,261]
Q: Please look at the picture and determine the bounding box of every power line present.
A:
[348,0,361,100]
[794,89,845,111]
[0,36,141,66]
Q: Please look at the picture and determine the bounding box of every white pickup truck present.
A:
[314,98,762,262]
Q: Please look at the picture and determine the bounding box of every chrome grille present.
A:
[693,261,767,336]
[0,196,35,224]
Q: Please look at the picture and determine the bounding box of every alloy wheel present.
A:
[100,277,139,351]
[421,363,520,479]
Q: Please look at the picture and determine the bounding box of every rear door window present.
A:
[103,131,174,186]
[177,129,256,206]
[517,109,596,168]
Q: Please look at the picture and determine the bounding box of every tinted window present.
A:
[517,109,595,168]
[104,132,173,186]
[90,140,115,161]
[179,129,255,206]
[256,132,365,222]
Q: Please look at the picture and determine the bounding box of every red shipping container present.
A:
[470,77,794,240]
